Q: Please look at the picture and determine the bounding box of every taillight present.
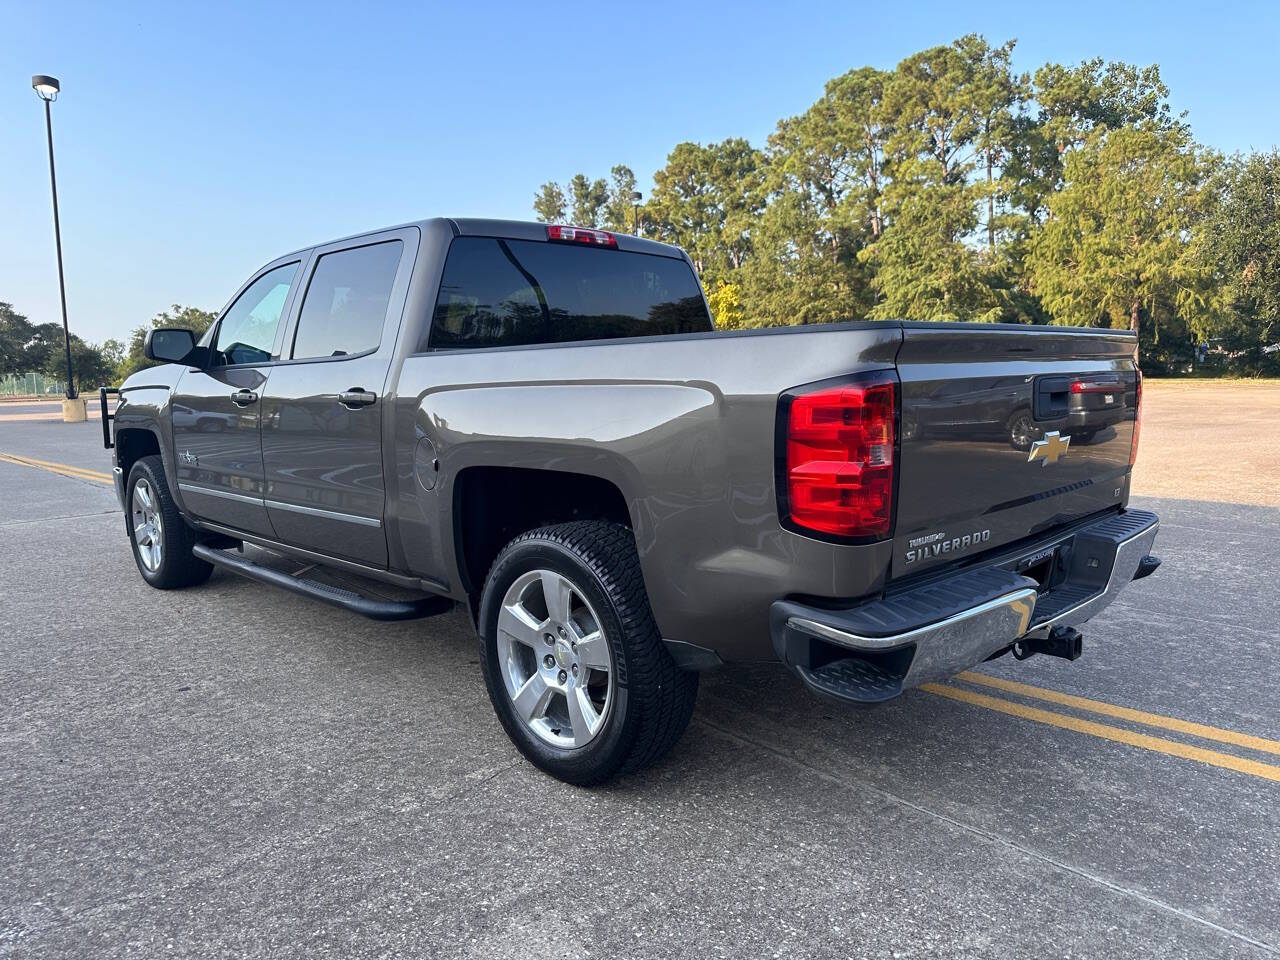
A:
[546,225,617,247]
[780,373,896,539]
[1070,378,1119,394]
[1130,368,1142,466]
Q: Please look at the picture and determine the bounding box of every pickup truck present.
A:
[105,217,1160,785]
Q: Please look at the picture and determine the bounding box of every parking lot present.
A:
[2,381,1277,959]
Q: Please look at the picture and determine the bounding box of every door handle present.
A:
[231,389,258,406]
[339,388,377,409]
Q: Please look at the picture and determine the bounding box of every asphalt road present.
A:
[2,396,1278,959]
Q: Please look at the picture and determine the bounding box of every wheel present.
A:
[126,455,213,589]
[1006,409,1041,451]
[478,521,699,785]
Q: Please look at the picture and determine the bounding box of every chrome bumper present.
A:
[770,509,1159,704]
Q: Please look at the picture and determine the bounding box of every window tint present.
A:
[426,237,711,351]
[292,241,403,359]
[214,263,297,365]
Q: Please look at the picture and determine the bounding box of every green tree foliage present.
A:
[1199,151,1280,374]
[532,182,567,223]
[1027,122,1214,370]
[648,139,765,284]
[567,173,609,227]
[0,302,32,373]
[602,165,641,234]
[117,304,217,382]
[534,168,642,232]
[0,301,117,391]
[528,39,1274,374]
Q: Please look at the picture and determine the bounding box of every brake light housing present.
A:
[1130,368,1142,466]
[778,372,898,541]
[546,225,617,247]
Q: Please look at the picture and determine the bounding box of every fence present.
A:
[0,373,67,398]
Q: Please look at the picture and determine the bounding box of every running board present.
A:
[192,544,453,621]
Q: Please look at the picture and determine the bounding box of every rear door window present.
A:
[426,237,711,351]
[291,240,404,359]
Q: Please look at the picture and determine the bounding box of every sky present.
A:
[3,0,1277,345]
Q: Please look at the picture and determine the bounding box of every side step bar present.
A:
[192,544,453,621]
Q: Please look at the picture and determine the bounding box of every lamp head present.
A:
[32,75,60,102]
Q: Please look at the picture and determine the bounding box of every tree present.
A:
[0,302,36,374]
[117,304,217,381]
[647,139,766,285]
[602,165,640,234]
[568,173,609,227]
[1199,151,1280,374]
[706,282,744,329]
[1012,58,1185,225]
[1027,123,1214,364]
[532,182,567,223]
[860,36,1021,321]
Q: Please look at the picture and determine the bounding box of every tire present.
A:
[125,455,213,590]
[478,521,698,785]
[1006,409,1041,452]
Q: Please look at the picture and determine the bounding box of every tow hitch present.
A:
[1014,625,1083,662]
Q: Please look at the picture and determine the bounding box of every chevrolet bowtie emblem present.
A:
[1027,430,1071,467]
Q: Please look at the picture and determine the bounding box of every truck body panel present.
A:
[109,217,1156,677]
[893,325,1139,581]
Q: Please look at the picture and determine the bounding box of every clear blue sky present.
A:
[3,0,1276,345]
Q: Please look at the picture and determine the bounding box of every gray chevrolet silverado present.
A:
[105,218,1160,784]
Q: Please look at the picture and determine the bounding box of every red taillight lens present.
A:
[546,224,617,247]
[783,375,896,539]
[1070,378,1118,394]
[1130,368,1142,466]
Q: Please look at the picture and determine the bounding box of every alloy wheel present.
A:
[495,569,614,749]
[131,477,164,572]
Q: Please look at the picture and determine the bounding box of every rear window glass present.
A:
[425,237,711,351]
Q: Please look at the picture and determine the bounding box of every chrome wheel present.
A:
[1009,412,1038,451]
[496,569,614,749]
[131,477,164,572]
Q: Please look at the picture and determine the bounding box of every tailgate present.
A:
[892,324,1138,580]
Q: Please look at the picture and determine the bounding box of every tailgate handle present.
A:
[1034,376,1070,420]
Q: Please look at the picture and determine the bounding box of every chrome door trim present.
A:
[264,497,382,528]
[178,482,264,506]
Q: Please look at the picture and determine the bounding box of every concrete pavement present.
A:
[1,395,1277,959]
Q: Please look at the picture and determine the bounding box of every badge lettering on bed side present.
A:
[904,528,991,565]
[179,449,198,465]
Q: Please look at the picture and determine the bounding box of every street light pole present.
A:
[33,74,77,403]
[631,191,642,236]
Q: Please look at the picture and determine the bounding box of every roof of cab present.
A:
[283,217,689,262]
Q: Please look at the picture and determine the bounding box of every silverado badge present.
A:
[1027,431,1070,467]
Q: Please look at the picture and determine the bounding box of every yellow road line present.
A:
[921,683,1280,783]
[0,412,98,422]
[0,453,113,484]
[956,671,1280,757]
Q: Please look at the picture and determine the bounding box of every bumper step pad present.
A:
[797,657,904,704]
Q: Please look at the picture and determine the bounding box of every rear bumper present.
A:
[771,509,1159,704]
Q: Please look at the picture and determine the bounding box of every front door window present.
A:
[214,263,297,366]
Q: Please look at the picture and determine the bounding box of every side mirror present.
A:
[144,328,197,364]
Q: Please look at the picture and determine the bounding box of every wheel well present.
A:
[454,466,631,598]
[115,428,162,482]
